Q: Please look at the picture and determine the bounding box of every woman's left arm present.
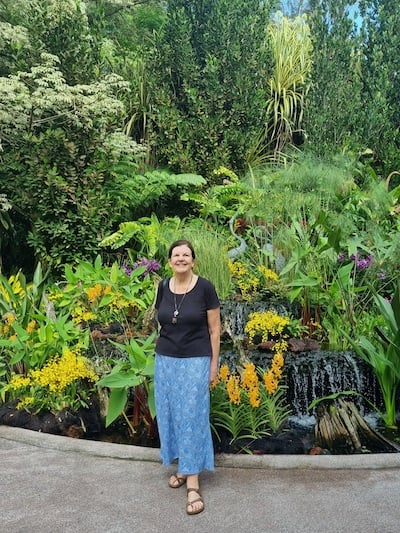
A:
[207,307,221,383]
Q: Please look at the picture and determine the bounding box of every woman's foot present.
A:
[186,488,204,515]
[168,473,187,488]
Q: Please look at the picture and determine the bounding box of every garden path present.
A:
[1,426,400,533]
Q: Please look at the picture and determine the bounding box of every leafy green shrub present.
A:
[152,0,272,175]
[0,51,137,273]
[96,334,156,434]
[48,255,155,330]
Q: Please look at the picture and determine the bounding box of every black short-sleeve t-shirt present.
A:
[155,276,220,358]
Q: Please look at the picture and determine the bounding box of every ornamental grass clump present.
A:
[210,355,291,449]
[5,348,98,413]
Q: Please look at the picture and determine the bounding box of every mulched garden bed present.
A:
[1,400,398,456]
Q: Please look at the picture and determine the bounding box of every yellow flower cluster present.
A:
[10,349,98,395]
[109,291,133,312]
[242,362,260,407]
[69,284,134,325]
[85,283,112,303]
[263,352,285,394]
[245,310,290,344]
[72,306,97,324]
[219,364,230,383]
[4,312,16,325]
[273,338,289,353]
[17,396,35,409]
[258,265,279,281]
[228,259,247,278]
[228,261,280,301]
[47,289,63,302]
[31,349,98,392]
[215,359,284,407]
[0,313,36,339]
[85,283,102,303]
[228,260,259,300]
[0,312,17,336]
[9,375,31,390]
[212,166,239,182]
[226,374,241,405]
[26,320,36,334]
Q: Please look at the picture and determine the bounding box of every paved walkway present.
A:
[1,426,400,533]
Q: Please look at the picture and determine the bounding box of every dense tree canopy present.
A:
[150,0,275,176]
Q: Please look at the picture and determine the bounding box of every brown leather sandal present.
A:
[168,473,187,488]
[186,488,204,515]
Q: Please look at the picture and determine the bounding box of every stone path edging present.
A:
[1,425,400,470]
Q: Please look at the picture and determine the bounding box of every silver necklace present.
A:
[172,275,193,324]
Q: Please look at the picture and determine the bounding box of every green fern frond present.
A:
[99,221,141,249]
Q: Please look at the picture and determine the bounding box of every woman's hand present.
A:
[209,360,218,383]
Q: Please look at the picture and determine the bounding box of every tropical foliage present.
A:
[47,255,156,328]
[344,282,400,428]
[96,334,157,433]
[151,0,273,175]
[0,0,400,438]
[265,12,312,158]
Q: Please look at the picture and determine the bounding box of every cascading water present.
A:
[284,351,381,417]
[220,300,382,421]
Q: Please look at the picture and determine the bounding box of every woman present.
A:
[154,239,220,515]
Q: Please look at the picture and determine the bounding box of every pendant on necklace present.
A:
[172,275,192,325]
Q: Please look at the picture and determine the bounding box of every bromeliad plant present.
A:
[210,356,291,449]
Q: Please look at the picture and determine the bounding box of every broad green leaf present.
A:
[105,388,128,427]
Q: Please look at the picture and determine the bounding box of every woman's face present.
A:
[168,244,195,275]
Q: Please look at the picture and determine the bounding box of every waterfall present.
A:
[284,351,381,416]
[220,300,383,418]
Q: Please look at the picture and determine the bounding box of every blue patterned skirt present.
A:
[155,354,214,474]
